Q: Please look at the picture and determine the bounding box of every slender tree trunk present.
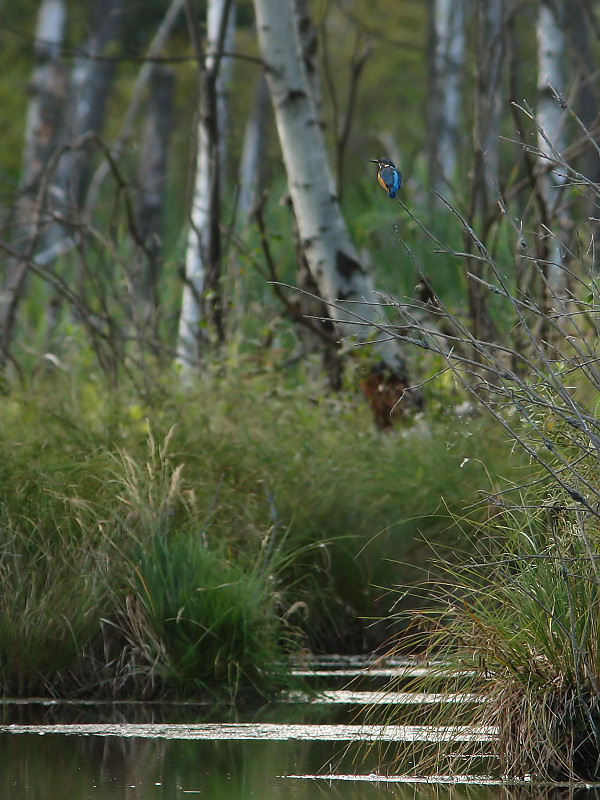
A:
[84,0,185,215]
[289,0,344,389]
[54,0,125,214]
[537,0,569,302]
[176,0,233,375]
[229,72,270,325]
[42,0,125,341]
[136,65,174,320]
[465,0,505,348]
[235,73,269,224]
[213,0,235,192]
[429,0,465,197]
[294,0,322,115]
[19,0,67,218]
[473,0,504,205]
[252,0,417,406]
[0,0,67,367]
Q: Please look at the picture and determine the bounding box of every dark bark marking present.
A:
[336,249,364,280]
[286,88,308,101]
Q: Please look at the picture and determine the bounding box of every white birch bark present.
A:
[0,0,67,362]
[20,0,67,227]
[42,0,124,267]
[537,0,568,296]
[252,0,407,371]
[56,0,124,208]
[431,0,465,195]
[213,0,235,191]
[176,0,232,375]
[84,0,185,214]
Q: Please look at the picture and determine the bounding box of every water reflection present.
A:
[3,658,600,800]
[2,731,600,800]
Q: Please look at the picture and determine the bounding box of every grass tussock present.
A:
[0,366,519,700]
[378,498,600,782]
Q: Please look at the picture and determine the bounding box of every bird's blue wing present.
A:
[380,166,402,198]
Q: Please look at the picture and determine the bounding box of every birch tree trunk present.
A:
[229,72,269,324]
[176,0,233,376]
[52,0,125,215]
[213,0,235,192]
[84,0,185,215]
[288,0,343,389]
[429,0,465,197]
[0,0,67,366]
[252,0,414,389]
[537,0,569,300]
[41,0,125,341]
[19,0,67,217]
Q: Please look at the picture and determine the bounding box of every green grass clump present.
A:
[0,525,108,696]
[380,496,600,782]
[123,530,286,698]
[102,427,292,699]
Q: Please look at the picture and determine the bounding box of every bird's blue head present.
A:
[370,157,396,169]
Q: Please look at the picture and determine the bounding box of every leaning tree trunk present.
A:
[287,0,344,390]
[84,0,185,216]
[214,0,235,192]
[42,0,125,343]
[252,0,417,411]
[176,0,233,376]
[0,0,68,368]
[52,0,125,218]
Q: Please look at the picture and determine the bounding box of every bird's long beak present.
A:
[369,159,378,163]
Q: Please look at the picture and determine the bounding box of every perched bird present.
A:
[370,157,402,199]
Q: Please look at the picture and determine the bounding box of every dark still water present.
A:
[0,729,540,800]
[2,655,600,800]
[2,718,599,800]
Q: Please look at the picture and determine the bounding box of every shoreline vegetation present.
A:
[0,368,520,703]
[365,153,600,781]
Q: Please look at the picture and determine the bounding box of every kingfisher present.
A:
[370,157,402,199]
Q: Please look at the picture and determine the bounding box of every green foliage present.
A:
[0,524,108,696]
[104,424,290,698]
[0,366,520,698]
[128,529,285,696]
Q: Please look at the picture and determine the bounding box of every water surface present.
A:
[2,656,600,800]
